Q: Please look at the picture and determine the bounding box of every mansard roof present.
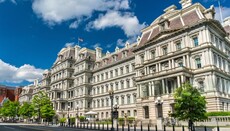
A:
[134,2,229,52]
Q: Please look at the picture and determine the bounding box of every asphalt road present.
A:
[0,125,95,131]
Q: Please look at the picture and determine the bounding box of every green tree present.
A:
[32,91,55,123]
[18,102,34,120]
[172,83,207,130]
[0,100,20,121]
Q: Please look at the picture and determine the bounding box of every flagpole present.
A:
[218,0,223,24]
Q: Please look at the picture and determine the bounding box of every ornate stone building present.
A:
[19,0,230,125]
[133,0,230,124]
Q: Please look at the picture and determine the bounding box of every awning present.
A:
[85,111,98,115]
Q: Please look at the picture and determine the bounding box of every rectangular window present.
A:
[126,65,129,73]
[162,46,168,55]
[121,97,124,105]
[140,55,144,64]
[193,36,199,47]
[120,67,123,75]
[176,41,182,50]
[195,58,201,68]
[151,50,155,59]
[178,62,183,67]
[115,69,118,76]
[115,83,118,90]
[127,96,130,104]
[110,71,113,78]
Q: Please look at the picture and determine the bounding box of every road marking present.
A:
[4,126,15,130]
[19,126,52,131]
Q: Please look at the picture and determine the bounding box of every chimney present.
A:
[179,0,192,9]
[115,46,119,52]
[95,47,102,60]
[34,79,38,86]
[75,45,81,60]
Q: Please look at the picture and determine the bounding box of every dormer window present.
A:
[122,50,128,58]
[112,55,118,62]
[158,17,169,31]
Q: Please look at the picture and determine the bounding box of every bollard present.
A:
[87,123,89,129]
[103,123,104,130]
[128,124,130,131]
[155,125,157,131]
[117,124,119,131]
[204,126,207,131]
[172,125,175,131]
[94,123,96,129]
[141,123,143,131]
[122,124,124,131]
[134,124,136,131]
[84,123,85,129]
[217,126,220,131]
[164,125,166,131]
[107,123,109,131]
[98,123,100,130]
[147,124,150,131]
[182,126,185,131]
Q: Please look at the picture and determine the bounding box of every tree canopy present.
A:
[0,100,20,119]
[172,83,207,122]
[32,91,55,122]
[18,102,34,119]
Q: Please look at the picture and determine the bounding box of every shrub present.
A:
[59,118,66,123]
[79,116,86,122]
[118,118,124,125]
[127,117,135,124]
[206,111,230,116]
[70,117,75,125]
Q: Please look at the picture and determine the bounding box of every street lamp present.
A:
[109,89,114,131]
[75,104,79,126]
[68,105,70,127]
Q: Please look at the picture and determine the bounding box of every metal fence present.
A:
[60,122,221,131]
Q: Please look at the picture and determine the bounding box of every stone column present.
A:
[149,82,152,96]
[181,75,185,84]
[169,60,171,69]
[186,55,190,68]
[162,79,165,94]
[183,56,186,67]
[172,59,175,69]
[165,78,168,94]
[177,76,181,87]
[152,81,155,96]
[156,64,159,72]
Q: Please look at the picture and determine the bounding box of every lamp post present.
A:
[155,97,164,130]
[109,89,114,131]
[113,102,119,128]
[75,104,79,127]
[68,105,70,127]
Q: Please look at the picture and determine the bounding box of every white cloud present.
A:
[32,0,130,25]
[117,39,125,47]
[0,59,45,83]
[65,42,75,47]
[215,6,230,22]
[69,20,81,29]
[87,11,146,37]
[92,43,101,48]
[0,0,17,4]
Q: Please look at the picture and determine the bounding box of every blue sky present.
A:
[0,0,229,87]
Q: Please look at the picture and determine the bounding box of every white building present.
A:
[20,0,230,125]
